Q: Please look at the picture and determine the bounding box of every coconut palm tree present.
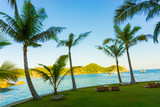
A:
[32,55,69,95]
[114,23,148,84]
[0,1,64,100]
[114,0,159,42]
[57,32,91,90]
[0,61,19,82]
[97,39,125,83]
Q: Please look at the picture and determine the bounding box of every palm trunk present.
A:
[116,58,122,83]
[23,45,41,100]
[54,87,58,95]
[126,47,136,84]
[69,49,77,90]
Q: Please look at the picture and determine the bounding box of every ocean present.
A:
[0,69,160,106]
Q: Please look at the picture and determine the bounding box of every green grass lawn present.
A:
[15,82,160,107]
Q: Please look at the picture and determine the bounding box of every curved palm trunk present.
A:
[69,49,77,90]
[23,45,41,100]
[116,58,122,83]
[126,47,136,84]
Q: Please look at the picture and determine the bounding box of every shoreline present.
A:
[1,80,160,107]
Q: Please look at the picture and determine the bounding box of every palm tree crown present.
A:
[114,23,147,48]
[0,1,64,46]
[57,32,91,49]
[32,55,69,95]
[97,39,125,59]
[114,0,159,41]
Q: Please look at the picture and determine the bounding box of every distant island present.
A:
[0,63,128,91]
[30,63,128,77]
[1,63,128,78]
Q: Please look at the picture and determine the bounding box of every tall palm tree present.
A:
[57,32,91,90]
[115,23,148,84]
[0,1,64,100]
[114,0,159,41]
[0,34,11,49]
[0,61,19,82]
[97,39,125,83]
[32,55,69,95]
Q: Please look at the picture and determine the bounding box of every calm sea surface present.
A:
[0,69,160,106]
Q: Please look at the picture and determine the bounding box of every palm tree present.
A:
[0,61,19,82]
[0,34,11,49]
[32,55,69,95]
[114,0,159,41]
[0,1,64,100]
[97,39,125,83]
[114,23,148,84]
[57,32,91,90]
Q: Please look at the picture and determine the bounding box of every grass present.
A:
[15,82,160,107]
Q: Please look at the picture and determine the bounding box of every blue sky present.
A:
[0,0,160,70]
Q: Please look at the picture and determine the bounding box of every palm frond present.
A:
[31,27,65,42]
[38,64,52,75]
[0,35,11,49]
[114,0,158,24]
[130,26,141,36]
[101,45,114,58]
[0,19,18,39]
[8,0,19,20]
[136,34,148,41]
[103,38,115,45]
[146,5,160,21]
[72,31,91,46]
[154,21,160,42]
[96,45,103,50]
[28,42,41,48]
[0,41,11,49]
[0,11,20,31]
[117,43,126,57]
[31,69,50,82]
[114,25,128,42]
[129,34,148,47]
[0,61,19,82]
[57,40,68,47]
[97,38,125,59]
[52,55,68,83]
[67,33,75,48]
[123,23,131,35]
[147,34,158,43]
[114,25,123,37]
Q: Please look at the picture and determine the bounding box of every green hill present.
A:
[30,63,128,77]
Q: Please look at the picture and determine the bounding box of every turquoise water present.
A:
[0,69,160,106]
